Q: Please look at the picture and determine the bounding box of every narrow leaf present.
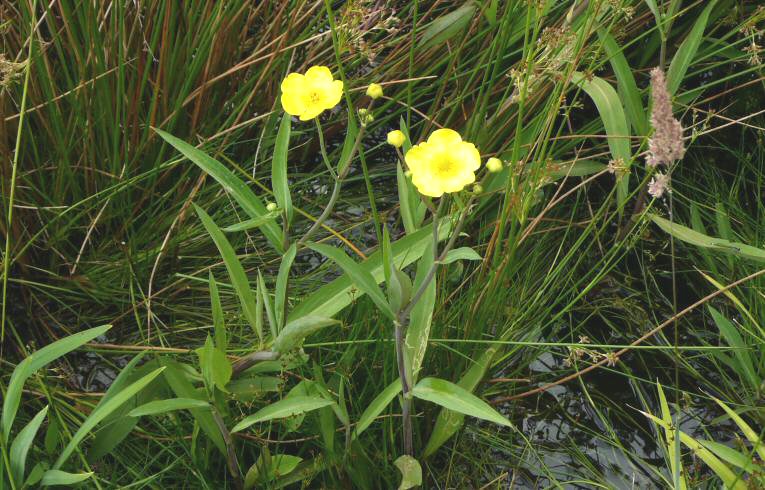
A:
[273,316,340,354]
[232,396,334,433]
[275,244,297,330]
[9,406,48,486]
[413,377,511,427]
[40,470,93,486]
[155,128,283,251]
[54,367,165,469]
[353,379,402,438]
[272,116,293,224]
[307,243,394,319]
[3,325,111,442]
[129,398,210,417]
[666,1,718,95]
[195,204,262,343]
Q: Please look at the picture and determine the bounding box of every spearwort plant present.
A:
[153,65,512,484]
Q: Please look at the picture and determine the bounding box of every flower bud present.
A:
[486,157,503,173]
[472,184,484,194]
[266,202,278,212]
[387,130,405,148]
[366,83,383,99]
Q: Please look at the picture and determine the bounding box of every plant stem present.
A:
[394,321,413,455]
[212,407,243,490]
[1,2,36,345]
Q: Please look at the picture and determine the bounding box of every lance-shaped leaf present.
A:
[275,244,297,330]
[413,377,511,427]
[666,0,718,95]
[571,72,632,211]
[155,128,283,251]
[209,272,226,350]
[129,398,211,417]
[232,396,334,433]
[273,316,340,354]
[9,405,48,486]
[307,243,394,320]
[272,116,293,224]
[40,470,93,486]
[354,378,402,438]
[195,204,262,344]
[2,325,111,442]
[54,367,165,469]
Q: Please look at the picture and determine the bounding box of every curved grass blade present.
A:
[666,0,718,95]
[353,378,402,438]
[128,398,210,417]
[9,405,48,486]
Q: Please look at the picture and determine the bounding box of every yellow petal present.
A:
[305,65,334,83]
[457,142,481,171]
[411,172,444,197]
[281,92,306,117]
[404,145,427,173]
[281,72,305,93]
[323,80,344,110]
[427,128,462,147]
[299,104,324,121]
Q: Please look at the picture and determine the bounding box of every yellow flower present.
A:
[404,129,480,197]
[280,66,343,121]
[387,130,405,148]
[366,83,384,99]
[486,157,503,173]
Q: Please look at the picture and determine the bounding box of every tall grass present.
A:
[1,0,764,487]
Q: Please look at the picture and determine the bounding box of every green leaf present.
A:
[413,377,511,427]
[129,398,211,417]
[273,316,340,354]
[2,324,111,443]
[666,0,718,95]
[154,128,283,251]
[571,72,632,211]
[353,379,402,438]
[291,221,451,321]
[484,0,499,26]
[441,247,482,265]
[598,30,647,135]
[9,405,48,486]
[697,439,758,474]
[222,212,279,233]
[244,454,302,488]
[275,243,297,331]
[708,307,758,392]
[54,367,165,469]
[161,360,226,455]
[196,335,232,393]
[231,396,334,433]
[423,347,499,457]
[195,204,263,344]
[547,160,608,180]
[87,352,152,460]
[650,214,765,263]
[307,242,394,319]
[258,269,276,340]
[272,115,293,224]
[420,2,476,50]
[209,272,226,351]
[642,411,747,490]
[40,470,93,486]
[394,455,422,490]
[338,110,359,175]
[711,397,765,461]
[407,241,435,384]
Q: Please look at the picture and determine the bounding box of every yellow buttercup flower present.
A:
[366,83,383,99]
[280,66,343,121]
[387,130,405,148]
[404,129,480,197]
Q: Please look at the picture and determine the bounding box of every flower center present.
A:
[309,91,322,104]
[435,156,456,177]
